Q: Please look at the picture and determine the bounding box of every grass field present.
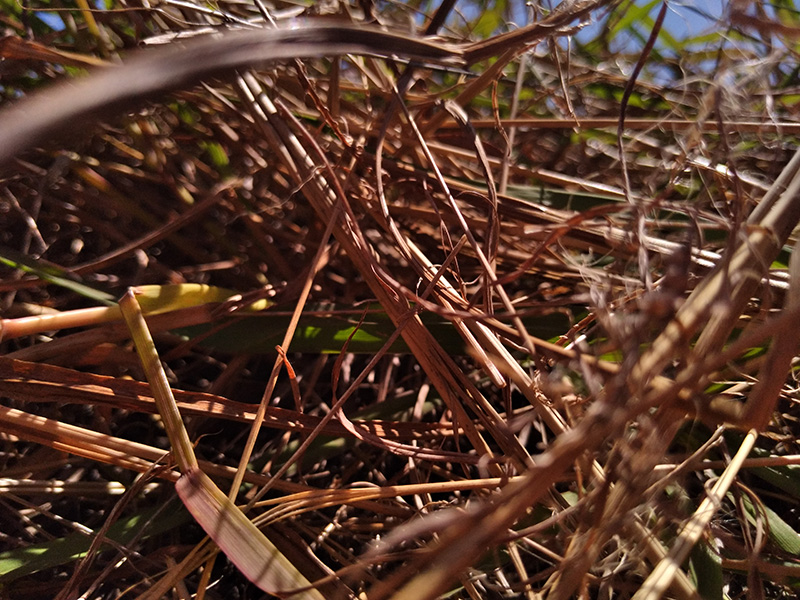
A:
[1,1,799,598]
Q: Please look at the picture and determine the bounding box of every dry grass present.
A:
[1,0,800,598]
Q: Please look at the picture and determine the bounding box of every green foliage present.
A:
[690,540,724,600]
[176,304,571,355]
[0,504,189,582]
[738,492,800,557]
[0,248,115,305]
[471,0,507,38]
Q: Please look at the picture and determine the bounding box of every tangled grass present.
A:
[1,0,800,598]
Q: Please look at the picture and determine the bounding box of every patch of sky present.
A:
[36,11,64,31]
[24,1,67,31]
[532,1,728,87]
[25,0,112,32]
[411,0,726,65]
[576,0,726,51]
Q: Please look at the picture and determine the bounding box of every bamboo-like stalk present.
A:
[118,289,325,599]
[119,290,197,471]
[632,429,759,600]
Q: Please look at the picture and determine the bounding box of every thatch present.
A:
[1,1,799,598]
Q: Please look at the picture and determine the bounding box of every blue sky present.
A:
[571,0,727,51]
[660,0,725,39]
[33,0,728,40]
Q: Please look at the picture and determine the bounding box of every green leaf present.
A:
[174,305,571,355]
[0,504,189,582]
[738,493,800,556]
[609,0,662,40]
[749,458,800,499]
[689,540,723,600]
[0,247,115,305]
[725,432,800,499]
[471,0,507,38]
[203,141,230,169]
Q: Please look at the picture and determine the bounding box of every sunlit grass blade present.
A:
[1,283,268,341]
[176,468,324,599]
[118,289,324,597]
[119,289,197,472]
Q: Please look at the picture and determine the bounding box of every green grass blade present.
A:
[175,305,570,355]
[120,289,323,597]
[0,247,115,305]
[0,505,188,582]
[689,540,723,600]
[738,493,800,556]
